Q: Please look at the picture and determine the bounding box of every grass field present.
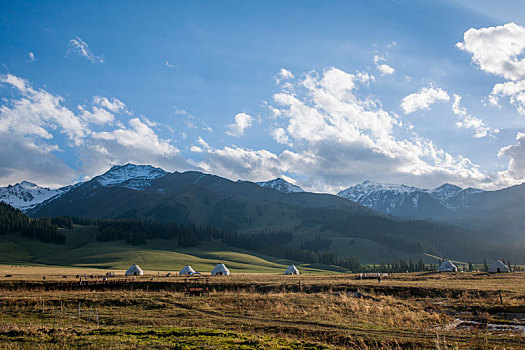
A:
[0,231,339,274]
[0,270,523,349]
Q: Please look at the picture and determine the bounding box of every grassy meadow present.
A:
[0,229,337,274]
[0,269,523,349]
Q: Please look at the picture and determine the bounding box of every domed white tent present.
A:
[179,265,195,275]
[211,263,230,276]
[125,264,144,276]
[284,265,299,275]
[437,260,457,272]
[488,259,509,273]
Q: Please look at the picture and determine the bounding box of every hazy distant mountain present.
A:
[256,178,304,193]
[337,180,484,218]
[0,181,69,211]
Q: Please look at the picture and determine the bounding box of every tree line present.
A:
[0,203,65,244]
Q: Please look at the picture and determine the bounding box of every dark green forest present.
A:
[0,203,65,244]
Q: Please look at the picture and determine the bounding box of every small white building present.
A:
[179,265,196,275]
[211,263,230,276]
[488,259,509,273]
[437,260,458,272]
[125,264,144,276]
[284,265,300,275]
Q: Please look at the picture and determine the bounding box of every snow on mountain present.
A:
[337,181,424,214]
[256,178,304,193]
[337,180,484,216]
[429,184,462,203]
[0,181,68,211]
[93,163,168,190]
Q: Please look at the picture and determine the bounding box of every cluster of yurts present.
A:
[437,259,510,273]
[124,263,300,276]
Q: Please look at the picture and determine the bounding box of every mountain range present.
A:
[336,181,484,218]
[1,163,524,262]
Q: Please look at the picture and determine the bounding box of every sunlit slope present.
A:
[0,228,334,273]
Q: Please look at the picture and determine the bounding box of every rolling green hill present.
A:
[0,226,344,273]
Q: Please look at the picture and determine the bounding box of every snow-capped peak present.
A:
[337,180,420,202]
[257,178,304,193]
[337,180,484,216]
[429,183,462,202]
[93,163,168,190]
[0,182,67,211]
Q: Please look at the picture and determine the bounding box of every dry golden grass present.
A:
[0,271,524,349]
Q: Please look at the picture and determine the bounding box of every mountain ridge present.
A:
[336,180,485,217]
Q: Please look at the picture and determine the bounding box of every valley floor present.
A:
[0,270,523,349]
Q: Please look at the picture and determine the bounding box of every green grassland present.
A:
[0,226,340,274]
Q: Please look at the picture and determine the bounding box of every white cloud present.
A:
[93,96,127,114]
[457,23,525,81]
[0,74,192,186]
[28,52,35,62]
[197,68,488,192]
[489,80,525,115]
[191,143,282,182]
[272,127,290,145]
[0,134,77,188]
[275,68,294,84]
[67,37,103,64]
[401,86,450,114]
[452,94,498,138]
[226,112,253,137]
[458,23,525,116]
[377,64,395,76]
[374,55,395,76]
[497,132,525,186]
[0,74,87,144]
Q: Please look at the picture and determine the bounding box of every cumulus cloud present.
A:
[401,86,450,114]
[67,37,103,64]
[374,55,395,76]
[226,113,253,137]
[275,68,294,84]
[0,74,87,144]
[191,142,282,182]
[452,94,498,138]
[457,23,525,81]
[196,68,488,192]
[497,132,525,185]
[0,134,77,188]
[82,117,188,177]
[0,74,191,186]
[377,64,395,76]
[458,23,525,115]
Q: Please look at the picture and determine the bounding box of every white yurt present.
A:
[488,259,509,273]
[125,264,144,276]
[179,265,196,275]
[284,265,300,275]
[437,260,457,272]
[211,263,230,276]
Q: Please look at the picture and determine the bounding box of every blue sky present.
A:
[1,1,525,192]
